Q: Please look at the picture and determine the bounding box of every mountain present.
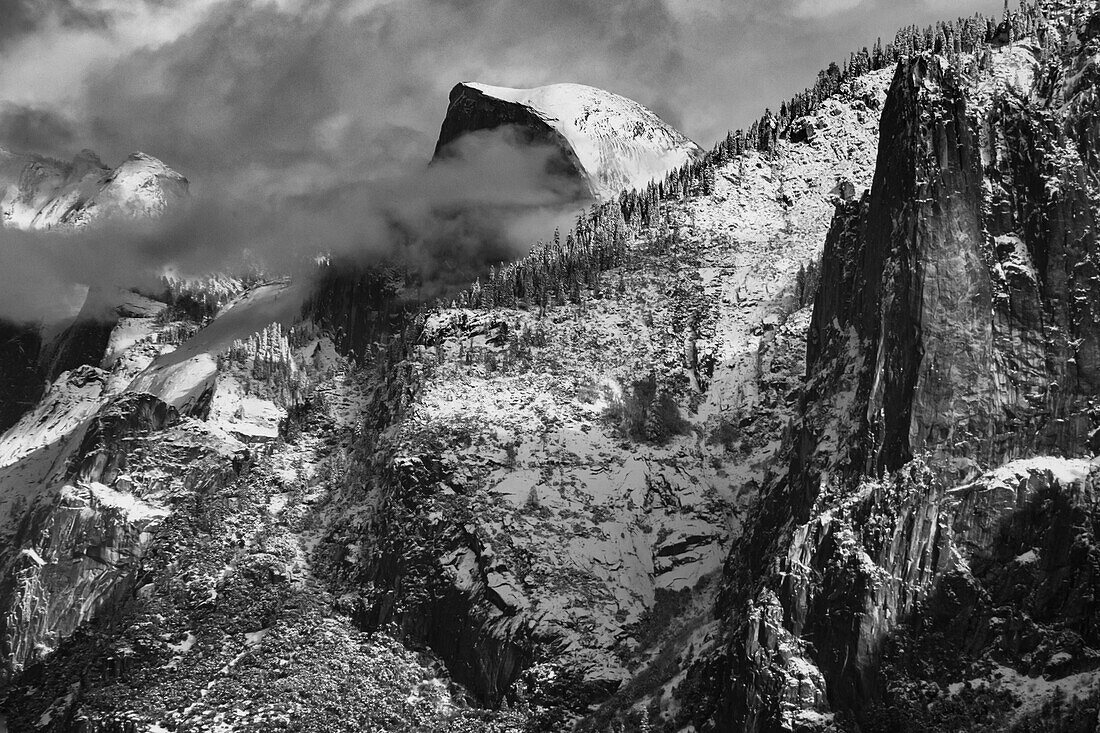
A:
[709,18,1100,732]
[3,3,1100,732]
[434,81,704,201]
[0,149,188,230]
[0,151,190,434]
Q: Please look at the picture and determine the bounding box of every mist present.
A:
[0,0,1003,323]
[0,129,587,323]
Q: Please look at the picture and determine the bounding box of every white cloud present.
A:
[0,0,222,108]
[789,0,867,19]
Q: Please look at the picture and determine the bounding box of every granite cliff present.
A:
[3,3,1100,732]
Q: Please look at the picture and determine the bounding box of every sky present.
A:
[0,0,1003,320]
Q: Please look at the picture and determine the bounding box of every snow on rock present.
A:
[338,64,897,708]
[19,548,46,567]
[948,663,1100,718]
[0,148,103,229]
[126,280,304,415]
[166,631,197,654]
[988,456,1096,487]
[437,81,703,200]
[0,367,108,543]
[0,148,187,231]
[1013,549,1039,565]
[100,289,169,371]
[128,353,218,414]
[0,366,105,470]
[82,153,189,223]
[69,481,169,523]
[208,376,283,442]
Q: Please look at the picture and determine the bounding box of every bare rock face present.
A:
[0,389,181,682]
[799,53,996,499]
[704,31,1100,733]
[434,83,588,190]
[434,82,703,201]
[0,477,167,682]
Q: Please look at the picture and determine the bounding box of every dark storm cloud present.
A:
[0,0,108,49]
[0,103,75,156]
[0,0,688,320]
[4,0,1008,164]
[82,0,688,176]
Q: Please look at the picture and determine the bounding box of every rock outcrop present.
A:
[702,23,1100,733]
[0,389,184,682]
[434,82,703,201]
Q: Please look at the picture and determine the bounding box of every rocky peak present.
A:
[0,148,188,231]
[433,81,703,201]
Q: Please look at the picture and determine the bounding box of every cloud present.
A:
[789,0,866,19]
[0,128,586,322]
[0,0,1005,322]
[0,0,222,108]
[0,103,75,156]
[0,0,681,320]
[75,0,688,176]
[1,0,1008,157]
[0,0,108,50]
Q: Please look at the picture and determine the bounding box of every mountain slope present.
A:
[0,63,889,730]
[703,14,1100,733]
[0,149,187,231]
[434,82,703,201]
[0,149,190,433]
[317,65,892,727]
[4,4,1100,733]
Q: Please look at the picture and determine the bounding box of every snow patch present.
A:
[990,456,1095,487]
[20,548,47,567]
[1013,549,1039,565]
[69,481,169,523]
[167,631,197,654]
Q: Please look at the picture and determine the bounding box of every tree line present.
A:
[349,0,1059,385]
[621,1,1053,228]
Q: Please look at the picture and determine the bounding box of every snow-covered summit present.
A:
[436,81,703,201]
[0,148,188,230]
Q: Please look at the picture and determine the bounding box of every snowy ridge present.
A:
[0,148,187,231]
[455,81,702,200]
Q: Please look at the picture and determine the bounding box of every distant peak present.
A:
[115,152,188,181]
[0,147,188,231]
